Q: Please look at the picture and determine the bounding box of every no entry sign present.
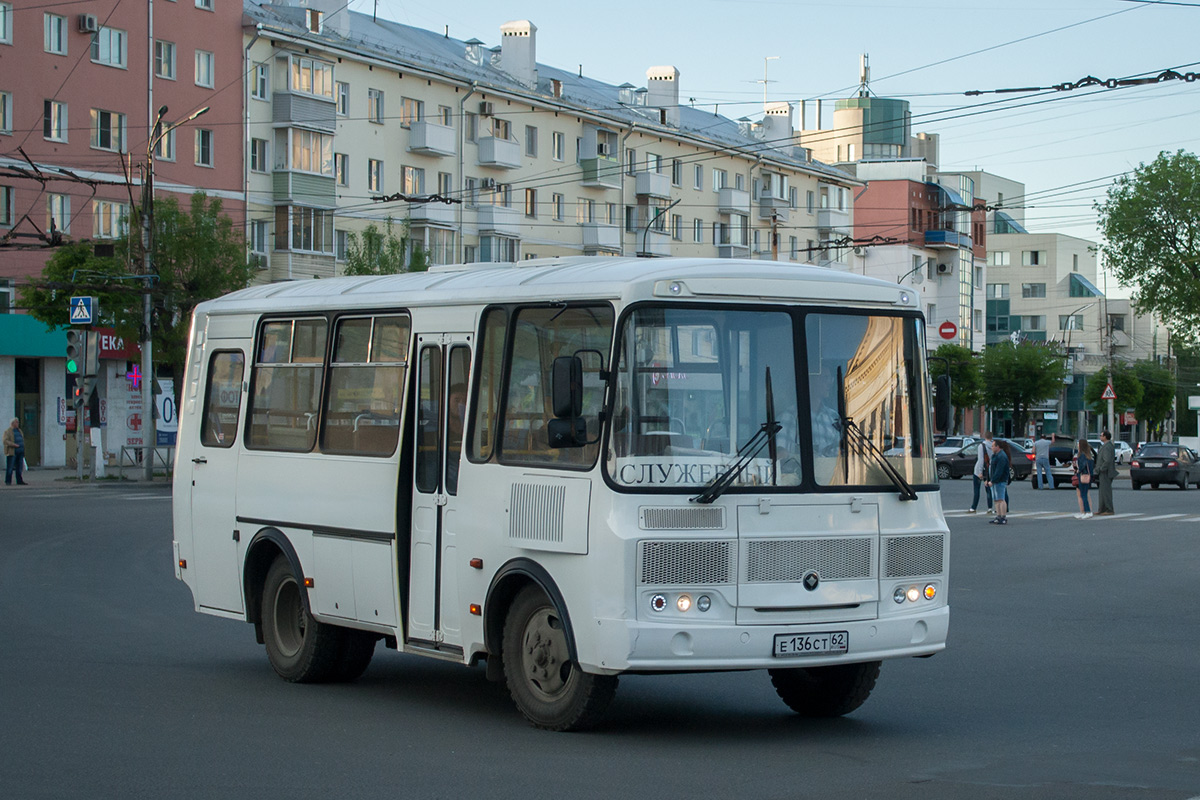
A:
[938,320,958,340]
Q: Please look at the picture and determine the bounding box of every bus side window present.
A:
[468,307,507,463]
[200,352,245,448]
[415,345,442,493]
[445,345,470,495]
[321,314,410,457]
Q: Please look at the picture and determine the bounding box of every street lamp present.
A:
[142,104,208,479]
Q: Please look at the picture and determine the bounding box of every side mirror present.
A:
[552,356,583,419]
[934,374,952,432]
[547,417,588,448]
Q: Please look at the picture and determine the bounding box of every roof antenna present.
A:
[444,25,449,38]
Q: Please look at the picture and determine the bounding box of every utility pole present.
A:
[770,210,779,260]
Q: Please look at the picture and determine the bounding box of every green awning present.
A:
[0,314,68,358]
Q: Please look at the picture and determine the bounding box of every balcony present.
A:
[817,207,850,235]
[477,135,522,169]
[273,93,336,132]
[636,229,671,257]
[581,222,621,253]
[635,171,671,199]
[272,171,336,207]
[476,204,521,236]
[717,187,750,216]
[580,156,621,189]
[408,201,456,227]
[924,229,972,250]
[408,121,456,157]
[758,197,789,223]
[718,242,751,259]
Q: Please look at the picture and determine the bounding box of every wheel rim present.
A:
[521,607,574,702]
[271,576,306,658]
[937,465,949,479]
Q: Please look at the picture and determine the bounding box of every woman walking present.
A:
[1074,438,1095,519]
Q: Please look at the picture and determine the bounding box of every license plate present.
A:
[773,631,849,657]
[1145,463,1161,468]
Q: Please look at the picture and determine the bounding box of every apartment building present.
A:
[245,1,860,281]
[0,0,244,468]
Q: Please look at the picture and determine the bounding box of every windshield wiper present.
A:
[691,368,781,504]
[840,415,919,501]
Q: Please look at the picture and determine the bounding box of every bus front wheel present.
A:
[768,661,881,717]
[501,585,618,731]
[262,555,343,683]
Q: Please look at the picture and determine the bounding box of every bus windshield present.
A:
[606,306,935,491]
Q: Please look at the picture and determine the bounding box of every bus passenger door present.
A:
[190,349,247,613]
[408,334,471,648]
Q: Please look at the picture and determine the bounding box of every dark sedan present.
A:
[936,439,1032,482]
[1130,444,1200,490]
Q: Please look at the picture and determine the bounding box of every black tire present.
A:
[333,630,378,682]
[1153,484,1160,489]
[1179,478,1188,490]
[769,661,881,718]
[936,463,951,480]
[502,585,617,731]
[1131,481,1141,490]
[261,555,344,683]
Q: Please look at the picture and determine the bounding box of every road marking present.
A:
[1090,512,1140,520]
[1137,514,1187,521]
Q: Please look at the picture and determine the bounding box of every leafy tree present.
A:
[930,343,983,434]
[980,341,1069,435]
[1132,359,1175,437]
[19,192,254,389]
[1097,150,1200,342]
[342,218,429,275]
[1083,364,1143,416]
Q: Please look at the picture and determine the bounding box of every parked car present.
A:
[934,435,979,456]
[1047,435,1080,486]
[935,438,1031,482]
[1130,444,1200,490]
[1114,441,1134,464]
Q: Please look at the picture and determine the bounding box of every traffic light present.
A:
[66,329,86,375]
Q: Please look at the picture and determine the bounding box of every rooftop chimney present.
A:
[762,101,794,144]
[646,66,680,127]
[464,38,484,66]
[500,20,538,89]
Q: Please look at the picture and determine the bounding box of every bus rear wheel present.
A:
[768,660,881,717]
[502,585,617,731]
[262,555,343,683]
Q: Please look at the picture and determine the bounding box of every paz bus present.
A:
[172,257,951,730]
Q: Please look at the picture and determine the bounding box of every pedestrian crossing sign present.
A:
[1101,382,1117,400]
[69,296,97,325]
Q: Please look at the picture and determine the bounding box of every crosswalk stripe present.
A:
[1138,514,1187,521]
[1093,512,1140,520]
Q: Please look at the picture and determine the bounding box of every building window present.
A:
[670,159,682,187]
[524,188,537,218]
[693,218,702,243]
[153,127,175,161]
[552,193,563,221]
[43,99,67,141]
[464,177,478,207]
[991,250,1010,266]
[646,153,662,174]
[91,27,126,68]
[367,88,384,123]
[806,190,815,213]
[334,229,348,261]
[334,153,348,186]
[335,81,349,116]
[735,173,745,192]
[525,125,538,157]
[626,148,636,176]
[974,309,983,331]
[1109,314,1126,332]
[286,128,332,175]
[195,0,213,10]
[305,8,322,33]
[250,219,268,255]
[464,112,477,142]
[694,165,703,191]
[400,96,422,127]
[194,50,214,88]
[479,235,518,262]
[250,138,268,172]
[986,283,1009,299]
[671,214,682,241]
[155,41,176,79]
[436,171,452,196]
[44,13,66,55]
[1059,315,1084,331]
[491,117,511,140]
[576,199,595,224]
[401,165,424,195]
[92,200,129,239]
[291,56,333,98]
[1021,283,1046,299]
[1023,315,1046,331]
[253,63,269,100]
[0,3,11,45]
[0,91,11,134]
[927,304,937,322]
[194,128,213,167]
[1022,250,1045,266]
[790,236,798,260]
[438,105,452,126]
[1073,253,1079,272]
[551,131,564,161]
[0,185,14,227]
[48,193,69,233]
[90,108,125,152]
[712,169,727,191]
[276,206,334,253]
[367,159,382,193]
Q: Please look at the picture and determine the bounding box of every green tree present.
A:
[1083,363,1144,416]
[930,343,983,434]
[981,341,1069,435]
[1132,359,1175,437]
[19,192,254,388]
[1096,150,1200,342]
[342,218,429,275]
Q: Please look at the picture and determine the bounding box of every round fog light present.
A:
[650,594,667,612]
[677,594,692,612]
[924,584,937,600]
[906,586,920,603]
[697,595,712,612]
[893,587,906,604]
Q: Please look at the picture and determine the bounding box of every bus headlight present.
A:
[893,587,907,604]
[906,586,920,603]
[677,594,692,612]
[696,595,712,612]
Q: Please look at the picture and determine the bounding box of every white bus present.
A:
[172,257,950,730]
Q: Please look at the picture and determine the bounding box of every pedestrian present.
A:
[1074,438,1095,519]
[985,438,1010,525]
[968,432,994,514]
[4,417,28,485]
[1095,430,1117,515]
[1033,433,1054,489]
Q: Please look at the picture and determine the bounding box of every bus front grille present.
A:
[639,506,726,530]
[638,540,734,585]
[883,534,944,577]
[745,538,873,582]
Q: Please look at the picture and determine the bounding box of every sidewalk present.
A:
[9,465,172,486]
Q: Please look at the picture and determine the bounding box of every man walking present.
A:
[1033,433,1053,489]
[1095,430,1118,515]
[968,432,994,514]
[4,417,28,485]
[986,438,1010,525]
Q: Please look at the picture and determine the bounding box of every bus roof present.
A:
[197,257,917,316]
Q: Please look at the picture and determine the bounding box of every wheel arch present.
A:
[484,559,578,665]
[243,528,307,644]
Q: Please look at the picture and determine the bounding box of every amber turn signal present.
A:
[469,603,482,616]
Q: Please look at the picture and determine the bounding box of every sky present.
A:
[350,0,1200,290]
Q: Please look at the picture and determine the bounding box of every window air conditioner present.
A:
[479,101,495,116]
[78,14,99,33]
[936,262,952,275]
[597,143,611,156]
[481,178,497,189]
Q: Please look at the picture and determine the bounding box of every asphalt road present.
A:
[1,475,1198,799]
